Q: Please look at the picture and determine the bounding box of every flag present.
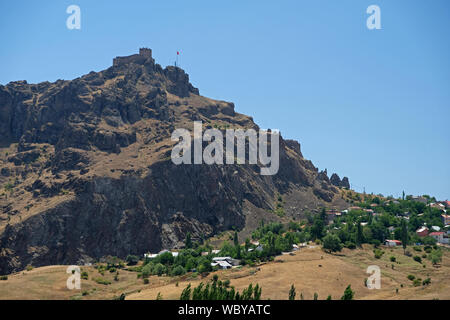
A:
[177,51,180,55]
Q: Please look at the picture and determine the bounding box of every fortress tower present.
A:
[113,48,153,67]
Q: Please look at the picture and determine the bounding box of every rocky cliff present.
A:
[0,48,348,274]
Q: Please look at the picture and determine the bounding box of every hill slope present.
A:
[0,48,348,274]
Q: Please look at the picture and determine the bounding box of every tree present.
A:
[356,222,364,247]
[288,284,296,300]
[153,263,167,276]
[180,283,192,300]
[126,255,139,266]
[311,217,325,240]
[341,285,354,300]
[171,265,186,276]
[322,234,342,253]
[400,219,408,254]
[430,249,442,266]
[233,231,239,247]
[185,232,193,249]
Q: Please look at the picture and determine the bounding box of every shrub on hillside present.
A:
[94,277,111,285]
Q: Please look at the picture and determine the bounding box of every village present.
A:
[142,197,450,271]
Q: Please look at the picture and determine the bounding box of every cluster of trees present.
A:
[180,275,261,300]
[140,247,215,278]
[288,283,354,300]
[311,197,446,253]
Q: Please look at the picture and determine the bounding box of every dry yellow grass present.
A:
[0,246,448,300]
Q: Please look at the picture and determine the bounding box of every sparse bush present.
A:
[0,275,7,280]
[26,265,33,271]
[81,271,89,280]
[413,279,421,287]
[407,275,415,281]
[413,256,422,263]
[345,241,356,249]
[94,277,111,285]
[373,248,384,259]
[413,246,422,252]
[390,256,396,262]
[143,278,149,284]
[422,278,431,286]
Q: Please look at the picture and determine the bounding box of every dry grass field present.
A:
[0,245,448,300]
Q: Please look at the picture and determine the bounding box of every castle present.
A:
[113,48,153,67]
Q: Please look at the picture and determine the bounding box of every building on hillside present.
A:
[429,203,446,211]
[326,211,340,224]
[144,253,158,259]
[211,260,232,269]
[429,232,446,244]
[442,200,450,208]
[441,214,450,226]
[429,231,448,244]
[144,250,179,259]
[211,249,221,255]
[412,196,428,204]
[431,226,441,232]
[212,257,240,266]
[416,226,429,237]
[385,240,402,247]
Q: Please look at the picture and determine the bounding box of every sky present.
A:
[0,0,449,200]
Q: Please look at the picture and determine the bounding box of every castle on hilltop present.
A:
[113,48,153,67]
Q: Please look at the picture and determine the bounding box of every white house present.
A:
[211,261,232,269]
[211,256,240,267]
[144,250,179,259]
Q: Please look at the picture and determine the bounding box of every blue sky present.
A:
[1,0,449,200]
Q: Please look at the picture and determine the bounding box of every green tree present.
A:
[341,285,354,300]
[400,219,408,254]
[356,222,364,247]
[233,231,239,247]
[288,284,296,300]
[185,232,193,249]
[180,283,192,300]
[322,234,342,253]
[126,255,139,266]
[311,217,325,240]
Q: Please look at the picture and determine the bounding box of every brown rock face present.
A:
[0,49,347,274]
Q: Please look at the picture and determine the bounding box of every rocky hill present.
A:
[0,48,349,274]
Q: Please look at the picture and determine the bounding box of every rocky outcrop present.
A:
[0,48,348,274]
[330,173,350,189]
